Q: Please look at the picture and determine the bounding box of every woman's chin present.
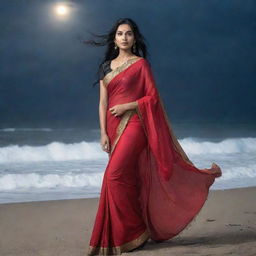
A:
[119,46,131,50]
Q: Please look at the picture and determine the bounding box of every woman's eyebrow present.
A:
[117,30,132,33]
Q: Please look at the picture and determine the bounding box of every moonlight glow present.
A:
[55,4,69,16]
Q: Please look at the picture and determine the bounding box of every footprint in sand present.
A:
[226,223,242,227]
[206,219,216,222]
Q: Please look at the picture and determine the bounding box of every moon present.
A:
[55,4,69,16]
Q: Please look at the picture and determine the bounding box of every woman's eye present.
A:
[117,32,133,36]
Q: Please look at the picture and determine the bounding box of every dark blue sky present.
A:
[0,0,255,128]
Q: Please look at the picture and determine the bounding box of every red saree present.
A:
[87,57,222,255]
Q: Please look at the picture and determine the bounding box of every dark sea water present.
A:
[0,121,256,204]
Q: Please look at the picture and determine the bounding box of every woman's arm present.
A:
[122,101,138,111]
[99,80,108,135]
[109,101,138,117]
[99,80,110,153]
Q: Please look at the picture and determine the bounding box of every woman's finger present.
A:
[105,142,109,150]
[106,141,110,152]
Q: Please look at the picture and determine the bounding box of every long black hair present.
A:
[83,18,149,87]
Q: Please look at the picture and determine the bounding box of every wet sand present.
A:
[0,186,256,256]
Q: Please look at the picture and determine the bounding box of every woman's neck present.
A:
[116,50,136,61]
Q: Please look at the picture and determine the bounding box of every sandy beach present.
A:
[0,186,256,256]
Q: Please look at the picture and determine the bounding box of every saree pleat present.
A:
[87,57,222,255]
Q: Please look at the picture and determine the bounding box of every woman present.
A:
[84,18,222,255]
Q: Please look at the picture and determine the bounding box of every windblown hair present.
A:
[83,18,149,87]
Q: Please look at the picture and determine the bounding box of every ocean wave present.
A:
[0,128,54,132]
[0,172,103,190]
[180,137,256,155]
[0,162,255,191]
[0,141,106,163]
[219,164,256,180]
[0,137,255,163]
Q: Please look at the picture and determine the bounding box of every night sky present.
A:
[0,0,255,129]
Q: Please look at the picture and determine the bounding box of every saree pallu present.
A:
[87,57,222,255]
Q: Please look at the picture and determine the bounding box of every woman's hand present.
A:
[100,133,110,153]
[109,104,127,117]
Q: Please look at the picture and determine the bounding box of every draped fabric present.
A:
[87,57,222,255]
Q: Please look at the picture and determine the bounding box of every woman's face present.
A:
[114,24,135,51]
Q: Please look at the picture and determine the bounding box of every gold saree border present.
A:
[158,94,221,176]
[87,229,150,255]
[135,93,194,166]
[136,92,221,176]
[103,57,143,87]
[109,109,137,156]
[136,98,215,239]
[158,93,195,166]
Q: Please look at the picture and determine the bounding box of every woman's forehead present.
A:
[117,24,132,32]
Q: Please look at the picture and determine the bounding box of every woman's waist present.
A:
[126,109,141,123]
[107,108,139,121]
